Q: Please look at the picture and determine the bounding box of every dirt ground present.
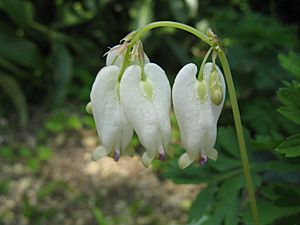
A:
[0,122,203,225]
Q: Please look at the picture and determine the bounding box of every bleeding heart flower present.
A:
[172,62,226,169]
[88,41,151,161]
[120,63,172,167]
[90,65,134,161]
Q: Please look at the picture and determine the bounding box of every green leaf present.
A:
[53,2,94,28]
[243,198,300,225]
[189,183,216,222]
[169,0,189,23]
[0,146,15,160]
[209,156,241,172]
[244,184,300,225]
[217,126,252,158]
[93,208,108,225]
[67,115,82,129]
[37,146,52,161]
[276,133,300,157]
[0,74,28,127]
[217,127,240,158]
[224,196,240,225]
[51,41,73,106]
[130,0,153,29]
[1,0,33,27]
[278,51,300,79]
[265,160,300,174]
[277,81,300,125]
[162,158,213,184]
[0,30,43,69]
[201,175,244,225]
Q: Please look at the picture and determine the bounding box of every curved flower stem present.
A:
[197,46,213,80]
[218,50,261,225]
[118,21,214,80]
[118,48,131,81]
[128,21,214,48]
[118,21,260,225]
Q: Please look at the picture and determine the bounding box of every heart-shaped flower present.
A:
[90,65,134,161]
[172,62,226,169]
[120,63,172,167]
[89,42,151,161]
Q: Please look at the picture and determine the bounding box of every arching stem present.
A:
[198,46,213,80]
[218,50,261,225]
[117,21,261,225]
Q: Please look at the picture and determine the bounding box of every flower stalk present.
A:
[120,21,261,225]
[218,50,261,225]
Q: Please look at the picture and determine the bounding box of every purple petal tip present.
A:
[199,155,208,166]
[113,151,120,162]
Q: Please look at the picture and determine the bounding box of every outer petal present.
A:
[106,48,125,67]
[106,48,150,67]
[90,65,133,159]
[172,63,225,169]
[120,63,171,167]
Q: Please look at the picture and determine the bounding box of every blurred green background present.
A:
[0,0,300,225]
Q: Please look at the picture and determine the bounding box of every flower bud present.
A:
[209,69,224,105]
[172,63,226,169]
[196,80,208,102]
[209,70,219,87]
[86,102,93,114]
[211,86,223,105]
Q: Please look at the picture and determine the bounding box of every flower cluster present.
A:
[87,37,226,169]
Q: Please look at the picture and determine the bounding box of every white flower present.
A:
[120,63,172,167]
[90,65,134,161]
[88,43,151,161]
[106,44,150,67]
[172,62,226,169]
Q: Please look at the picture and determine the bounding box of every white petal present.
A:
[144,63,172,154]
[172,63,225,166]
[106,48,124,67]
[206,148,218,161]
[90,65,133,158]
[120,63,171,166]
[178,153,194,169]
[92,146,108,161]
[106,48,150,68]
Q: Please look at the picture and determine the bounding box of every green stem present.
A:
[129,21,213,48]
[118,21,213,80]
[118,48,131,81]
[198,46,213,80]
[117,22,261,225]
[29,21,67,41]
[218,50,261,225]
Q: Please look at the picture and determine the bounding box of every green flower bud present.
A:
[211,86,223,105]
[209,69,223,105]
[86,102,93,114]
[209,70,221,88]
[196,80,208,102]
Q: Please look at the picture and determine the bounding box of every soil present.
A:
[0,115,203,225]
